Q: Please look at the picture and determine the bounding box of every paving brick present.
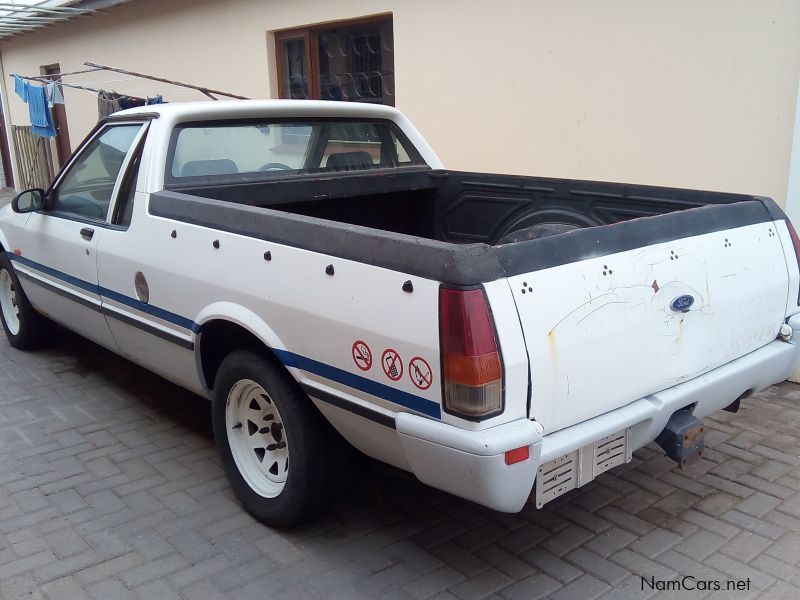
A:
[720,531,773,563]
[596,506,654,536]
[766,532,800,566]
[548,574,610,600]
[583,526,637,558]
[132,578,184,600]
[181,580,229,600]
[704,553,775,591]
[384,539,444,574]
[40,576,92,600]
[431,541,490,576]
[446,568,512,600]
[672,528,727,561]
[168,555,232,588]
[680,509,740,539]
[119,553,190,588]
[86,577,135,600]
[44,527,91,559]
[497,573,561,600]
[565,547,629,585]
[539,524,593,557]
[735,492,782,517]
[608,549,677,582]
[473,544,534,580]
[719,510,785,540]
[628,527,681,558]
[521,549,582,584]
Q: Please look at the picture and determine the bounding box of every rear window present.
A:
[166,119,425,183]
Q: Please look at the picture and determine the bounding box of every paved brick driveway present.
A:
[1,330,799,599]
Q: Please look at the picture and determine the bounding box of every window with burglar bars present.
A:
[275,16,394,106]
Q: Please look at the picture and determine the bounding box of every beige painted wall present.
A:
[1,0,799,206]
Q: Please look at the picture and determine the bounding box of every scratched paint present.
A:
[511,222,788,433]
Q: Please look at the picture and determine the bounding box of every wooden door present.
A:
[42,64,72,168]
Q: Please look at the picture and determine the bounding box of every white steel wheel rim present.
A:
[225,379,289,498]
[0,269,20,336]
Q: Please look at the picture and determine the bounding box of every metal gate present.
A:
[12,125,52,190]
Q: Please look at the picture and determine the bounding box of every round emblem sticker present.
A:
[381,349,403,381]
[351,340,372,371]
[409,357,433,390]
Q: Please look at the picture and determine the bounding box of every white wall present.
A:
[1,0,799,206]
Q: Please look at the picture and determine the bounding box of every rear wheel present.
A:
[212,350,341,528]
[0,252,53,350]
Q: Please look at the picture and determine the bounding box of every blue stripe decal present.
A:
[273,348,441,419]
[10,254,441,418]
[98,286,198,332]
[10,254,198,332]
[10,254,99,295]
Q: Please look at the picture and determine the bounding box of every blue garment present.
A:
[26,85,57,138]
[45,81,64,107]
[13,75,27,101]
[146,95,164,105]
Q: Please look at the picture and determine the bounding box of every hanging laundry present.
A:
[117,95,146,110]
[13,74,27,101]
[146,95,164,105]
[26,84,57,138]
[45,81,64,107]
[97,91,121,119]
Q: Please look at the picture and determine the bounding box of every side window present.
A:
[52,125,142,220]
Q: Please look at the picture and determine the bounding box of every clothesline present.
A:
[8,62,248,138]
[10,72,147,101]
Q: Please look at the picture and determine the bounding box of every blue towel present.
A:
[13,75,27,101]
[26,85,56,138]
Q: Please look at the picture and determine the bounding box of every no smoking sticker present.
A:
[381,349,403,381]
[409,357,433,390]
[351,340,372,371]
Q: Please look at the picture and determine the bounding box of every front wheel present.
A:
[212,350,342,528]
[0,252,53,350]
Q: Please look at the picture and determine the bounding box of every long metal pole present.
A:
[84,62,248,100]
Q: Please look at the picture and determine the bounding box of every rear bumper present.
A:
[396,316,800,513]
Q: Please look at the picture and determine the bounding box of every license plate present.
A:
[535,428,631,508]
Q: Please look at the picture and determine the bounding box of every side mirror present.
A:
[11,189,45,213]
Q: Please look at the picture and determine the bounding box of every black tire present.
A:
[212,350,342,528]
[0,251,53,350]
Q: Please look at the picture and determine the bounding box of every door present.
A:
[15,123,145,350]
[95,133,203,394]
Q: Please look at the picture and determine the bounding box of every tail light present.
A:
[786,219,800,305]
[439,287,504,418]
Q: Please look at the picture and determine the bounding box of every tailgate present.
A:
[507,203,790,433]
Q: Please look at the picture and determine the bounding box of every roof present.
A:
[114,99,404,122]
[0,0,133,40]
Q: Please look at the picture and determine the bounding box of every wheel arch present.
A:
[194,302,290,392]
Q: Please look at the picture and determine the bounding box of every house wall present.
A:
[1,0,799,206]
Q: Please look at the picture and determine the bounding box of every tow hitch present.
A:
[655,410,704,468]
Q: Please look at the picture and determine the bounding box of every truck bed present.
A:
[165,168,764,246]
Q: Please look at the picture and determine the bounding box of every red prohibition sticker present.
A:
[409,357,433,390]
[351,340,372,371]
[381,349,403,381]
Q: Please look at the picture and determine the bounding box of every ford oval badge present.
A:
[670,295,695,312]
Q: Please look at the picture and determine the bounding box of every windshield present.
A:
[166,119,426,183]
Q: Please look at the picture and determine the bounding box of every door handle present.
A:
[80,227,94,240]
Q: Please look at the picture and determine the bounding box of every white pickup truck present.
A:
[1,100,799,527]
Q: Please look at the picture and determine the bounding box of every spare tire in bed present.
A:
[497,223,580,244]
